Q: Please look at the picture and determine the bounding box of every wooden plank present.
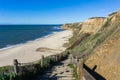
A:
[13,59,19,74]
[78,59,83,80]
[41,55,44,68]
[83,69,96,80]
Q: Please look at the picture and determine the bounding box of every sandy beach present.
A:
[0,30,73,67]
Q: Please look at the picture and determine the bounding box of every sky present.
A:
[0,0,120,24]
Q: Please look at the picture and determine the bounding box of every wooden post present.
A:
[58,54,62,60]
[70,54,73,64]
[41,55,44,68]
[74,56,78,68]
[73,57,76,67]
[77,58,83,80]
[61,53,63,59]
[52,55,56,62]
[57,55,59,61]
[13,59,19,74]
[71,56,74,64]
[55,55,58,62]
[76,56,78,61]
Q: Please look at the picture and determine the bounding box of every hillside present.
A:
[85,24,120,80]
[62,9,120,80]
[85,10,120,80]
[62,22,82,30]
[80,17,105,34]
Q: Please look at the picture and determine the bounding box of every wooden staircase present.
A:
[35,57,75,80]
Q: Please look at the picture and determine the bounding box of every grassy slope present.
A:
[68,16,116,56]
[66,15,120,79]
[85,23,120,80]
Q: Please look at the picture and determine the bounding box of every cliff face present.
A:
[64,9,120,80]
[80,18,105,34]
[84,10,120,80]
[62,18,105,34]
[62,22,82,30]
[111,10,120,22]
[85,26,120,80]
[62,10,120,34]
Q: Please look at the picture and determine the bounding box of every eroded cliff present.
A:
[85,9,120,80]
[63,9,120,80]
[80,17,105,34]
[62,17,105,34]
[62,22,82,30]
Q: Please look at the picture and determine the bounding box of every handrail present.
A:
[70,54,96,80]
[13,52,69,75]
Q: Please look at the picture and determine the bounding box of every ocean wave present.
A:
[0,44,24,51]
[53,26,61,30]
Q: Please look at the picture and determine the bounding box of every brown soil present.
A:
[85,29,120,80]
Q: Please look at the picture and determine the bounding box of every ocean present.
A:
[0,25,63,50]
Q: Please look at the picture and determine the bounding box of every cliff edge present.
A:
[63,9,120,80]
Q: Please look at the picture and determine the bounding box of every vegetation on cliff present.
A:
[62,23,82,30]
[63,10,120,80]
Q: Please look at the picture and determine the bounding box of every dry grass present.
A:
[85,27,120,80]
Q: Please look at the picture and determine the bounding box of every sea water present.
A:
[0,25,62,50]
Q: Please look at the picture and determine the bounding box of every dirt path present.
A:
[34,57,75,80]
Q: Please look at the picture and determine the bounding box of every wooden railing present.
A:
[70,54,96,80]
[13,52,70,76]
[12,52,104,80]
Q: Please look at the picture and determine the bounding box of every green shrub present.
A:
[69,64,78,80]
[0,73,20,80]
[43,57,52,68]
[102,16,113,28]
[0,66,13,73]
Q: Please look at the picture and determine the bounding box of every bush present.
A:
[43,57,52,68]
[0,73,20,80]
[0,66,13,73]
[69,64,78,80]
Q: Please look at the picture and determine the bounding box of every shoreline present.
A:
[0,30,73,67]
[0,31,62,51]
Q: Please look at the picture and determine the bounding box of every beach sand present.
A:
[0,30,73,67]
